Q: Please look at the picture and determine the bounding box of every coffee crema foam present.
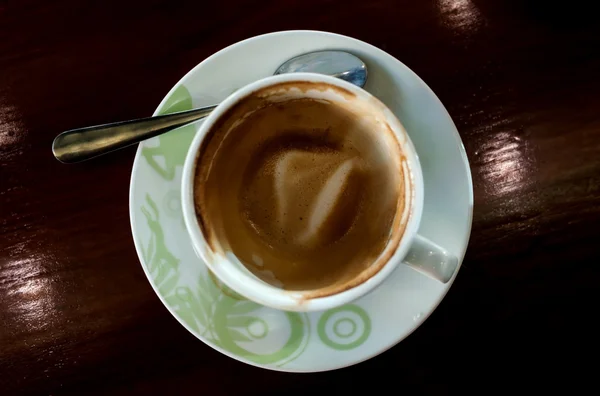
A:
[194,83,406,292]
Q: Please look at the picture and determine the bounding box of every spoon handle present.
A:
[52,105,217,163]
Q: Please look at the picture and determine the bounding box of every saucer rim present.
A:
[129,29,473,372]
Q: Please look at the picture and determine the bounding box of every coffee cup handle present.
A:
[402,235,458,283]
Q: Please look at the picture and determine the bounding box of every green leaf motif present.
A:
[144,230,155,264]
[226,315,255,328]
[158,85,193,115]
[146,192,160,215]
[158,272,179,296]
[142,85,196,181]
[198,272,219,299]
[163,294,181,308]
[179,286,210,330]
[195,292,212,327]
[228,300,261,315]
[141,195,180,291]
[175,306,201,333]
[228,328,253,342]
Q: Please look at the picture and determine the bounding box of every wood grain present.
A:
[1,0,599,393]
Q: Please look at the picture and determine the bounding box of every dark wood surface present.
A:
[1,0,599,394]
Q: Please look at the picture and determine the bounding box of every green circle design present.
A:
[318,305,371,350]
[247,318,268,339]
[213,298,310,365]
[333,318,356,338]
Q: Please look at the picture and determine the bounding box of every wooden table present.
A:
[2,0,599,393]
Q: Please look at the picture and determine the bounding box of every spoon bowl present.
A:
[275,51,367,88]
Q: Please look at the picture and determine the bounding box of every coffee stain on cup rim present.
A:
[256,81,357,101]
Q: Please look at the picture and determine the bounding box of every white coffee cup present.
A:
[181,73,457,312]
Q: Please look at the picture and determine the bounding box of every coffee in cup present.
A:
[193,81,410,294]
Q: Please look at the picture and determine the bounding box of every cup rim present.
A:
[181,72,424,312]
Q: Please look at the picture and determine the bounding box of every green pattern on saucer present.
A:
[141,85,196,181]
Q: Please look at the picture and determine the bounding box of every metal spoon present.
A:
[52,51,368,163]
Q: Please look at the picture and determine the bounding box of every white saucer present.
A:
[129,30,473,372]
